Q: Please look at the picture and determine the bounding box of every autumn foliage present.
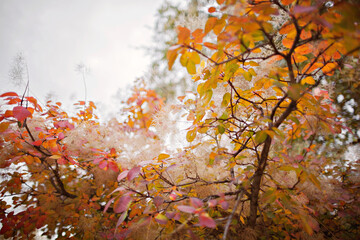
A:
[1,0,360,239]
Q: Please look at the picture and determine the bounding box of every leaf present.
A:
[13,106,31,122]
[99,160,107,169]
[186,61,196,74]
[115,211,128,229]
[300,215,313,235]
[57,157,67,165]
[127,166,141,181]
[255,130,268,144]
[217,124,225,134]
[221,92,231,107]
[281,0,295,5]
[199,213,216,228]
[205,17,217,34]
[103,198,115,213]
[208,199,217,207]
[204,42,217,50]
[208,7,216,13]
[190,52,200,64]
[154,213,168,225]
[177,205,196,214]
[308,173,321,189]
[177,26,191,43]
[300,76,315,85]
[108,161,119,172]
[158,153,170,160]
[0,122,10,133]
[167,47,179,70]
[0,92,18,97]
[190,198,203,208]
[154,196,164,207]
[114,195,132,213]
[203,89,213,105]
[293,5,317,14]
[186,129,197,142]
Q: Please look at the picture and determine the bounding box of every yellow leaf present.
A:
[158,153,170,160]
[190,52,200,64]
[186,61,196,74]
[186,129,197,142]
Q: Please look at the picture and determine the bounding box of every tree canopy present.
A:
[1,0,359,239]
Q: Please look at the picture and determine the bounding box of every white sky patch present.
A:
[0,0,163,119]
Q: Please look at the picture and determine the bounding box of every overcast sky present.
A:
[0,0,164,118]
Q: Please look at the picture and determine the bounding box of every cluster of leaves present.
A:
[1,0,360,239]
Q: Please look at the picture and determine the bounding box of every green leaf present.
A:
[218,124,225,134]
[221,92,231,107]
[243,71,252,81]
[255,130,268,144]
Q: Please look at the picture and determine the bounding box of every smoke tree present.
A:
[1,0,360,239]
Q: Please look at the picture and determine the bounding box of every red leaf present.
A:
[114,195,132,213]
[57,157,67,164]
[0,92,18,97]
[58,132,65,140]
[93,157,103,164]
[118,170,129,181]
[127,166,141,181]
[99,160,108,169]
[177,205,196,214]
[13,106,31,122]
[110,147,116,156]
[199,213,216,228]
[154,196,164,207]
[208,199,217,207]
[190,198,203,208]
[220,200,229,210]
[103,198,115,213]
[116,211,128,229]
[108,161,119,172]
[166,212,176,219]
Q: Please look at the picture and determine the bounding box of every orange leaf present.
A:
[208,7,216,13]
[300,30,312,40]
[295,44,312,55]
[282,37,294,49]
[0,92,18,97]
[281,0,295,5]
[167,46,180,70]
[177,26,191,43]
[204,42,217,50]
[0,122,10,133]
[205,17,217,34]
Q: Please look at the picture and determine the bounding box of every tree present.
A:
[1,0,360,239]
